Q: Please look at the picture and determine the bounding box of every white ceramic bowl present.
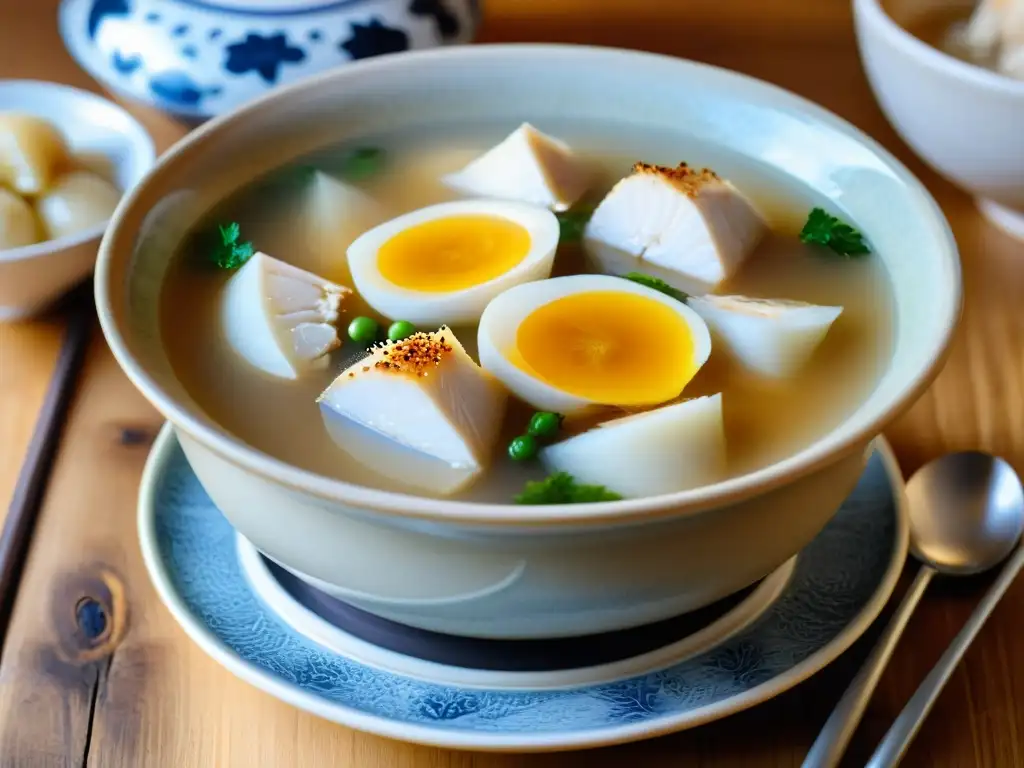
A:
[59,0,480,120]
[97,45,961,640]
[0,81,155,321]
[854,0,1024,238]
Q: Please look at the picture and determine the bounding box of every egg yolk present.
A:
[377,214,531,293]
[514,291,698,405]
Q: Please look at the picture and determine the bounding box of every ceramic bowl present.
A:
[96,45,960,640]
[0,80,155,321]
[59,0,480,120]
[854,0,1024,239]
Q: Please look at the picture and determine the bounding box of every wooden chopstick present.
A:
[0,284,93,647]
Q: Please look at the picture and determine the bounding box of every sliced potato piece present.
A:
[540,394,727,498]
[0,113,71,196]
[687,294,842,378]
[0,187,40,250]
[35,170,121,240]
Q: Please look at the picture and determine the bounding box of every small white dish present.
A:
[854,0,1024,239]
[0,80,155,321]
[139,424,908,751]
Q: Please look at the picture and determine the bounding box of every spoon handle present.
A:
[866,545,1024,768]
[802,564,936,768]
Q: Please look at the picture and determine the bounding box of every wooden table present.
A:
[1,1,1023,765]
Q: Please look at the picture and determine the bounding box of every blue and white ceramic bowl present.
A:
[59,0,480,119]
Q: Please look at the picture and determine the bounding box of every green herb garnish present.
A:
[340,147,386,181]
[555,207,594,243]
[515,472,622,505]
[210,222,254,270]
[799,207,871,257]
[623,272,689,302]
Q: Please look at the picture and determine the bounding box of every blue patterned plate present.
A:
[139,425,907,752]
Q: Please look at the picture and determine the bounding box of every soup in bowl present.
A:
[98,45,960,640]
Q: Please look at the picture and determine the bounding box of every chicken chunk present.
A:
[318,327,508,495]
[219,251,349,380]
[443,123,591,211]
[584,163,767,295]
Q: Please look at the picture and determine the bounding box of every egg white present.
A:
[346,199,560,327]
[477,273,712,415]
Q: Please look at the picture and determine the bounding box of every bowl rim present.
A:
[0,79,157,263]
[853,0,1024,96]
[95,43,962,527]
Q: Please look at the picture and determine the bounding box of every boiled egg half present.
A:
[347,199,559,327]
[478,274,712,415]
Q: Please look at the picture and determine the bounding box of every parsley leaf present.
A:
[799,207,871,257]
[623,272,689,302]
[340,147,385,181]
[210,221,254,270]
[515,472,623,505]
[556,207,594,243]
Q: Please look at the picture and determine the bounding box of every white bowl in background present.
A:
[854,0,1024,238]
[0,80,156,321]
[97,45,960,639]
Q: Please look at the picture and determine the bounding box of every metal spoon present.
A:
[802,451,1024,768]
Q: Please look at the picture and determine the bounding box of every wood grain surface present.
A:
[1,0,1023,766]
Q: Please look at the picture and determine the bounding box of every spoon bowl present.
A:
[908,452,1024,576]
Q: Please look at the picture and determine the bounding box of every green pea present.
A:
[527,411,561,439]
[387,320,417,342]
[507,434,538,462]
[347,316,379,344]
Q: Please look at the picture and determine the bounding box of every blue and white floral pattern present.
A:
[59,0,479,118]
[147,440,901,746]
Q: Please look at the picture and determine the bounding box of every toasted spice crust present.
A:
[364,325,455,378]
[631,162,720,198]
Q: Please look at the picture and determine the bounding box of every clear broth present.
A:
[160,121,895,503]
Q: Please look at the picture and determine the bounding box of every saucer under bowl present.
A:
[139,425,908,751]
